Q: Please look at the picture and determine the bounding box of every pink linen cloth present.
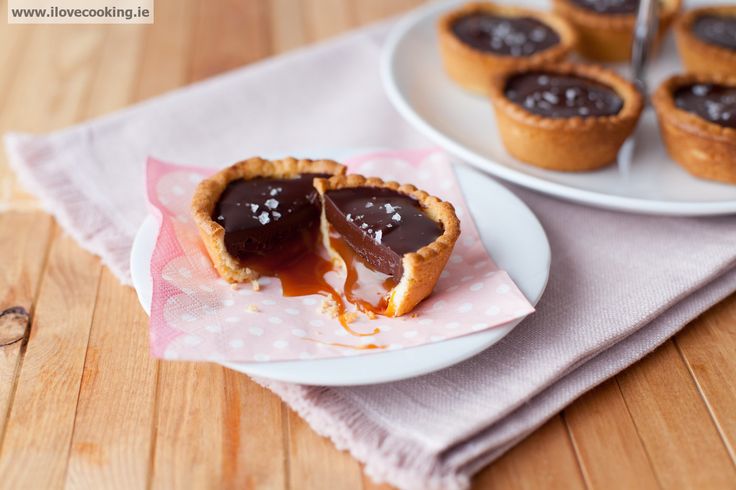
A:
[5,16,736,490]
[146,150,534,362]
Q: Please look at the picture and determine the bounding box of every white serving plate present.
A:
[381,0,736,216]
[131,159,550,386]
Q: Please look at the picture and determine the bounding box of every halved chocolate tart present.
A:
[653,74,736,184]
[438,2,576,94]
[675,6,736,77]
[191,157,345,283]
[552,0,681,62]
[488,63,643,171]
[314,175,460,317]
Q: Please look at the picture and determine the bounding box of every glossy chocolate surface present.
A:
[569,0,639,14]
[505,72,624,118]
[452,13,560,56]
[213,174,327,259]
[674,83,736,129]
[323,187,443,277]
[692,14,736,51]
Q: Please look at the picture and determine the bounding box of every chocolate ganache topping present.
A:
[505,72,624,118]
[569,0,640,14]
[674,83,736,129]
[692,15,736,51]
[452,13,560,56]
[323,188,443,277]
[213,174,328,259]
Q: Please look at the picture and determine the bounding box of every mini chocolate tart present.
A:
[191,157,346,283]
[314,175,460,317]
[438,2,576,94]
[675,6,736,77]
[653,74,736,184]
[488,63,643,171]
[552,0,681,62]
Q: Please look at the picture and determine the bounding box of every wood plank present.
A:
[0,24,105,208]
[188,0,271,83]
[675,294,736,463]
[150,362,226,489]
[286,406,365,490]
[81,24,146,118]
[351,0,425,24]
[221,372,288,489]
[64,269,158,490]
[133,0,198,101]
[269,0,308,54]
[0,25,106,133]
[617,340,736,488]
[302,0,357,42]
[151,366,288,490]
[473,416,586,490]
[0,212,54,437]
[564,379,660,489]
[0,19,131,489]
[0,230,102,488]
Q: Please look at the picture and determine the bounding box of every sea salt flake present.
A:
[692,84,709,96]
[384,204,396,214]
[365,202,374,208]
[361,223,369,229]
[346,213,352,222]
[257,212,271,225]
[265,198,279,209]
[543,92,559,104]
[272,211,282,220]
[392,213,401,222]
[374,230,382,244]
[269,187,282,196]
[250,204,259,213]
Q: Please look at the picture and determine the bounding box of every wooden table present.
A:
[1,1,735,488]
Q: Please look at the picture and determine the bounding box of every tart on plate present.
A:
[552,0,681,62]
[675,5,736,77]
[314,174,461,317]
[653,73,736,184]
[438,1,576,94]
[488,62,643,171]
[191,157,345,283]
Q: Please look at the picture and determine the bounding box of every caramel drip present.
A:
[242,232,379,336]
[304,338,387,350]
[329,234,397,316]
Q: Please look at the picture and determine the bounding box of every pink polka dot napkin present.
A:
[146,149,534,362]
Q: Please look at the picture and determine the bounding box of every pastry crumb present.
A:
[365,310,377,320]
[250,279,260,291]
[342,311,359,324]
[245,304,259,313]
[319,298,340,318]
[230,284,239,291]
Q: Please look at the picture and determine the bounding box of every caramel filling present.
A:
[241,230,381,337]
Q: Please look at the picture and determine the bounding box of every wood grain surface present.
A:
[0,1,735,488]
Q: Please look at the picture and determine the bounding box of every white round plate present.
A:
[131,159,550,386]
[381,0,736,216]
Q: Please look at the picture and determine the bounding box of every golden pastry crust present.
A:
[438,2,576,94]
[552,0,681,62]
[314,174,461,317]
[652,73,736,184]
[487,62,644,171]
[191,157,346,283]
[675,6,736,77]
